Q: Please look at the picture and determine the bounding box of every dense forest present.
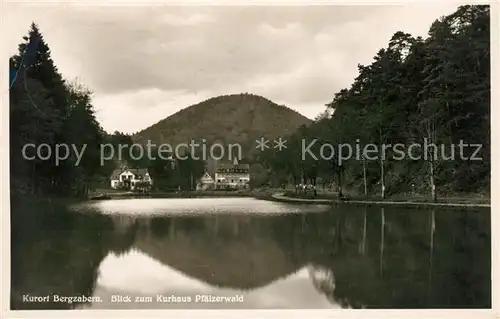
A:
[10,23,105,197]
[258,5,490,199]
[9,5,491,199]
[9,23,205,196]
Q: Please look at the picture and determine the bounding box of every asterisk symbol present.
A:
[274,138,287,151]
[255,137,270,151]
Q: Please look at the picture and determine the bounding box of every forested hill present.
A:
[132,93,312,158]
[258,5,491,198]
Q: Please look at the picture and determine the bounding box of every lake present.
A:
[10,197,491,309]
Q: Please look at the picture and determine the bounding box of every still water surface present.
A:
[11,197,491,309]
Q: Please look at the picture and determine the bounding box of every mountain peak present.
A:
[133,93,312,160]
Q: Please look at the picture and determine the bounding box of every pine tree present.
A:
[258,5,490,198]
[10,23,109,197]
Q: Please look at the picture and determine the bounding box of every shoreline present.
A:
[269,193,491,209]
[87,189,490,209]
[88,190,268,200]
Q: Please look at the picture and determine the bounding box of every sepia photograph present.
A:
[2,0,495,317]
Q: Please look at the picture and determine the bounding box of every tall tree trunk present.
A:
[331,159,336,194]
[363,155,368,197]
[312,175,317,196]
[380,158,385,199]
[427,121,437,202]
[429,157,436,202]
[337,164,344,197]
[379,128,386,199]
[292,173,298,194]
[301,170,306,194]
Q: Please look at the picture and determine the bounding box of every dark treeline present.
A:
[9,23,204,197]
[147,149,205,191]
[80,130,207,191]
[258,5,490,200]
[10,23,109,197]
[105,133,206,191]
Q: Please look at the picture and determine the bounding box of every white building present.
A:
[110,168,153,190]
[214,158,250,189]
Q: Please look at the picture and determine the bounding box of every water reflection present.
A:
[11,197,491,309]
[93,250,333,309]
[428,209,435,300]
[380,207,385,277]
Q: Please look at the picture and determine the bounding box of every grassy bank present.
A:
[273,191,490,210]
[85,187,491,208]
[89,188,277,200]
[282,190,490,205]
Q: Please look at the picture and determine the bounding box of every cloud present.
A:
[158,13,215,26]
[4,3,461,133]
[92,89,214,133]
[258,22,303,38]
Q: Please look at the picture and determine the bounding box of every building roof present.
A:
[200,172,214,182]
[110,167,150,180]
[217,163,250,170]
[110,168,123,180]
[127,168,149,176]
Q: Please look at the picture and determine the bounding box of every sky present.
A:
[4,2,461,134]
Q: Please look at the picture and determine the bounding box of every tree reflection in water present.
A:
[11,197,491,309]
